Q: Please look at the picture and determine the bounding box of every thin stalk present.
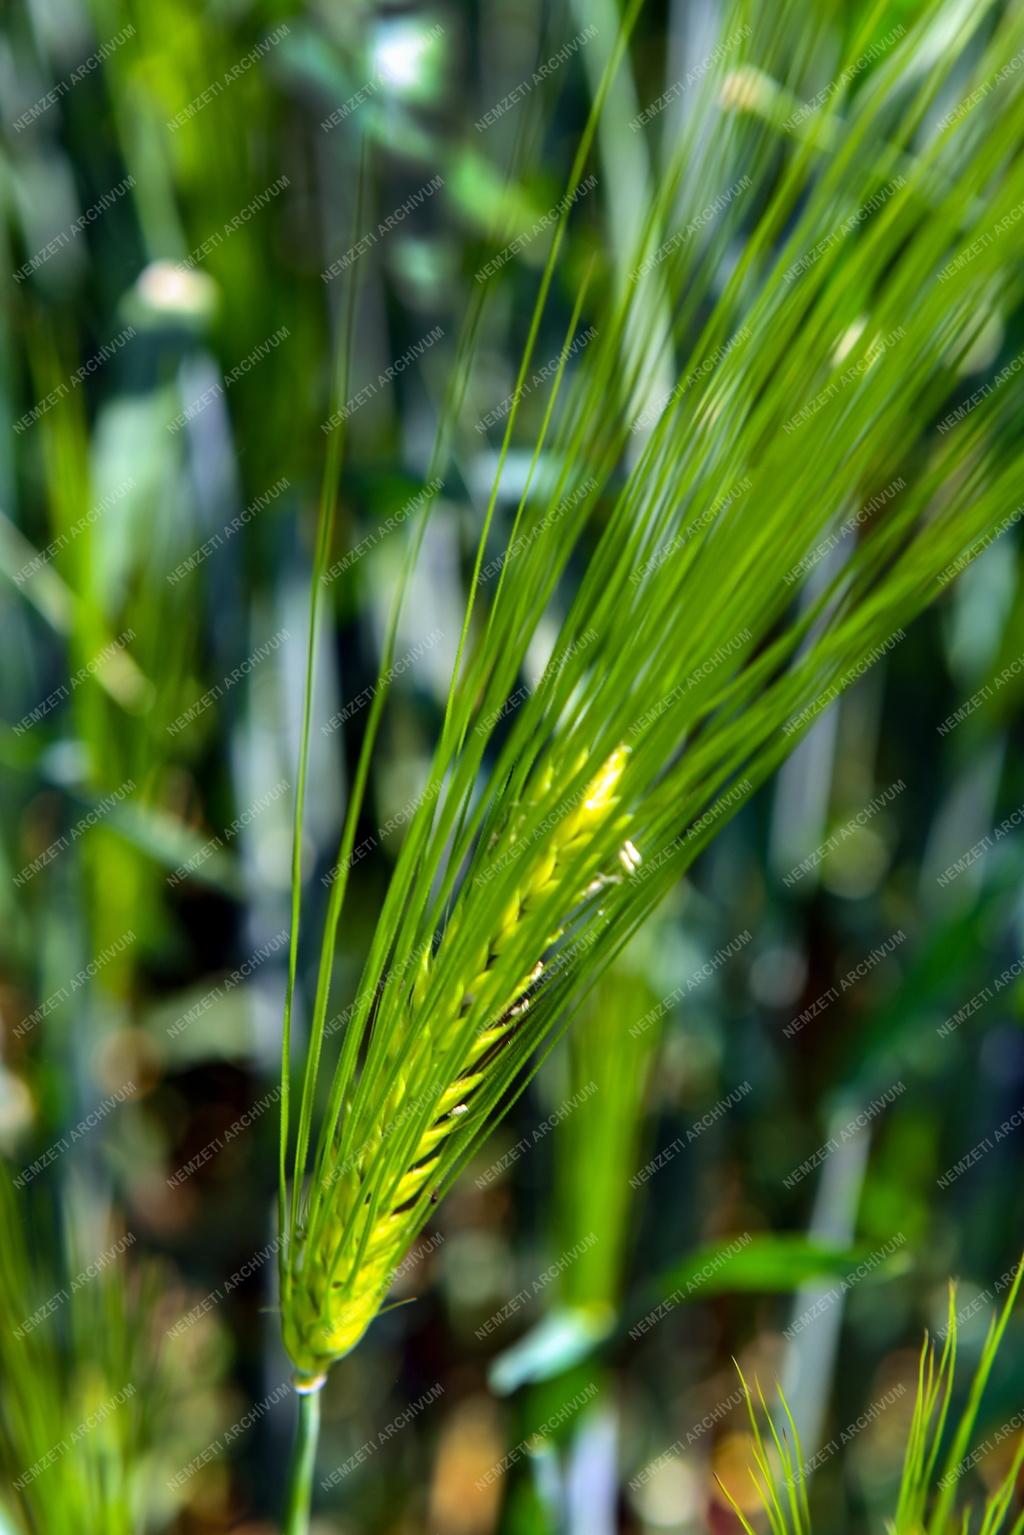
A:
[283,1387,322,1535]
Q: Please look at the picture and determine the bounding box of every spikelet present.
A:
[283,745,636,1387]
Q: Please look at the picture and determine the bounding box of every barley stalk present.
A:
[282,1390,321,1535]
[273,0,1024,1520]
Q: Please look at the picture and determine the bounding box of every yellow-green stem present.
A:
[283,1386,321,1535]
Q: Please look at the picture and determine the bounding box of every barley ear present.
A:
[281,745,635,1386]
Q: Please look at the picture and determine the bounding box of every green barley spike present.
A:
[283,745,637,1387]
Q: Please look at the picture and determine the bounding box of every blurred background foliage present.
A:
[0,0,1022,1530]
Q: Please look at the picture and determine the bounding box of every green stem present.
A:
[283,1386,322,1535]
